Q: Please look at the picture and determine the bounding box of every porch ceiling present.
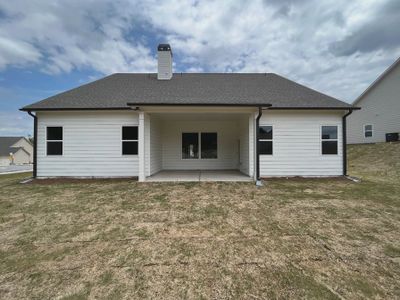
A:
[149,113,249,121]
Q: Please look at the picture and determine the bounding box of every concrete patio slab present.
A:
[200,170,253,182]
[145,170,253,182]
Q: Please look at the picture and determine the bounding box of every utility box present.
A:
[386,132,399,142]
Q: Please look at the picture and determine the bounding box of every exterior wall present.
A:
[12,138,33,163]
[161,120,240,170]
[144,114,150,176]
[157,50,173,80]
[259,110,343,176]
[12,149,31,164]
[36,111,139,177]
[32,109,344,178]
[238,116,249,175]
[148,115,163,175]
[348,63,400,144]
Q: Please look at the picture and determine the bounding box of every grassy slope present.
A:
[348,142,400,182]
[0,143,399,299]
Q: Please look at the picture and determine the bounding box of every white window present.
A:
[46,127,63,155]
[321,125,338,155]
[364,124,373,138]
[259,126,273,155]
[182,132,217,159]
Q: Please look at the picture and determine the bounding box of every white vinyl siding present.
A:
[239,116,250,175]
[259,110,343,176]
[347,62,400,144]
[34,109,345,179]
[36,111,139,177]
[157,50,172,80]
[148,116,162,175]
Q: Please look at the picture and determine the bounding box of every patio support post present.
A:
[138,111,145,182]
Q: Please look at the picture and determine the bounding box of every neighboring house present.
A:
[347,57,400,144]
[0,137,33,166]
[21,44,358,181]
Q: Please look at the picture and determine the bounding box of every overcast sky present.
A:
[0,0,399,136]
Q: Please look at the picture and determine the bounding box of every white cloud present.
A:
[0,0,157,74]
[137,0,400,101]
[0,111,32,136]
[0,36,42,70]
[0,0,399,104]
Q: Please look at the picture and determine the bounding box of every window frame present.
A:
[320,125,339,156]
[258,125,273,156]
[46,126,63,156]
[364,124,373,138]
[121,126,138,156]
[181,131,218,160]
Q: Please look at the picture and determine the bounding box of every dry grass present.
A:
[0,143,399,299]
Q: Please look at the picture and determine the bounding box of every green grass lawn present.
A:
[0,143,399,299]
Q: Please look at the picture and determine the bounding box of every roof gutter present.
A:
[268,107,361,110]
[19,105,360,111]
[19,107,132,112]
[26,111,37,178]
[127,103,273,107]
[342,108,354,176]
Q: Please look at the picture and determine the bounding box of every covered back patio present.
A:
[139,107,257,182]
[146,170,253,182]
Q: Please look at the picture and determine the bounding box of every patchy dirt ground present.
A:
[0,143,399,299]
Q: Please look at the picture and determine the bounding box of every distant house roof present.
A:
[353,57,400,105]
[0,137,30,156]
[21,73,354,111]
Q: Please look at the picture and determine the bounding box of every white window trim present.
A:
[259,124,273,156]
[46,126,63,156]
[320,125,339,156]
[364,124,374,138]
[181,131,218,160]
[121,125,138,156]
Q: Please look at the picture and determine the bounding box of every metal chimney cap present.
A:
[157,44,171,51]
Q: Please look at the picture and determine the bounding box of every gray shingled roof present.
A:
[0,137,26,156]
[21,73,352,110]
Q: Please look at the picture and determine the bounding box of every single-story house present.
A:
[21,44,359,182]
[0,136,33,166]
[347,57,400,144]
